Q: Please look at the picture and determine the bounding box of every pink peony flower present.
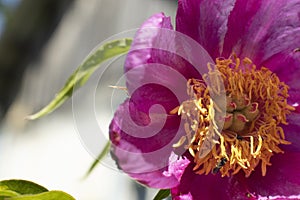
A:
[109,0,300,199]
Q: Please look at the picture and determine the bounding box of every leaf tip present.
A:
[25,112,40,120]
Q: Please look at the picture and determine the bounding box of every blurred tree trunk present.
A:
[0,0,74,122]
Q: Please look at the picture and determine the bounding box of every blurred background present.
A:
[0,0,177,199]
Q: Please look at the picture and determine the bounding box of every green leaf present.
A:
[27,38,133,120]
[0,180,75,200]
[9,191,75,200]
[0,180,48,195]
[153,189,170,200]
[84,141,111,178]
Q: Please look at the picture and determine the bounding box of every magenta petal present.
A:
[171,163,256,200]
[124,12,202,87]
[223,0,300,64]
[163,153,190,181]
[239,152,300,197]
[176,0,235,59]
[124,12,173,73]
[124,12,216,105]
[129,83,181,115]
[109,99,184,188]
[124,12,216,114]
[125,13,196,109]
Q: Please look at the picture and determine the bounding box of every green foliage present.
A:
[153,189,171,200]
[0,180,75,200]
[84,141,111,178]
[27,38,132,120]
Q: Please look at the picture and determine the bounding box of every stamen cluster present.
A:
[173,55,295,177]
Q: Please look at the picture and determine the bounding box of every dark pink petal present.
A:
[124,12,173,73]
[128,83,181,117]
[171,163,257,200]
[124,13,188,113]
[237,152,300,197]
[223,0,300,65]
[176,0,235,59]
[124,12,215,114]
[125,13,202,96]
[109,99,184,188]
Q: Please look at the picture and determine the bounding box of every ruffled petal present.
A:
[124,12,215,114]
[222,0,300,65]
[237,151,300,197]
[176,0,300,67]
[176,0,235,59]
[109,99,183,188]
[163,153,190,181]
[171,163,257,200]
[125,13,203,97]
[124,12,173,73]
[124,14,185,113]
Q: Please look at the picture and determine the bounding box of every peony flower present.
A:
[109,0,300,199]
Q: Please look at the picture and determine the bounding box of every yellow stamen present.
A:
[170,106,179,115]
[173,55,294,177]
[172,136,186,148]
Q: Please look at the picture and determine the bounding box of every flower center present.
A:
[172,55,295,177]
